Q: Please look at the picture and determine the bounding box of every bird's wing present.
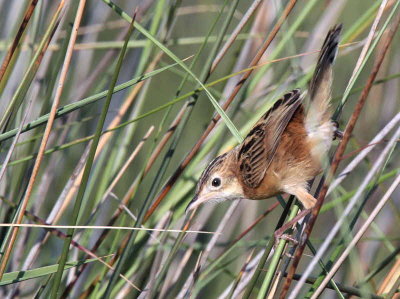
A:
[238,89,303,188]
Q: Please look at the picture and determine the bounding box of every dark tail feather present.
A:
[305,24,342,139]
[309,24,342,101]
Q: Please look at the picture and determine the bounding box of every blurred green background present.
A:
[0,0,399,298]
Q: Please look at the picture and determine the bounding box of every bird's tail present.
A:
[306,24,342,131]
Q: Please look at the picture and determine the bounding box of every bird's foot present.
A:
[332,120,343,140]
[274,231,299,247]
[273,208,313,248]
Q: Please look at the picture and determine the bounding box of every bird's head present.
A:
[186,151,244,213]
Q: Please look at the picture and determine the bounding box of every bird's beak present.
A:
[185,193,215,214]
[185,195,199,214]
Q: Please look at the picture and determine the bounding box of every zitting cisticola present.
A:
[186,25,342,232]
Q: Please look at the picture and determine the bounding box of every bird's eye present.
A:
[211,177,221,187]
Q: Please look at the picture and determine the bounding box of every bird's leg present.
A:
[274,188,317,246]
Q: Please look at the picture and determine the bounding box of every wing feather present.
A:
[238,89,303,188]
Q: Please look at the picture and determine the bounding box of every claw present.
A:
[332,120,343,140]
[334,129,343,140]
[273,208,313,248]
[274,231,299,247]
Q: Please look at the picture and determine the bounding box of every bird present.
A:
[186,24,342,239]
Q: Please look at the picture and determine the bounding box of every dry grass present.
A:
[0,1,399,298]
